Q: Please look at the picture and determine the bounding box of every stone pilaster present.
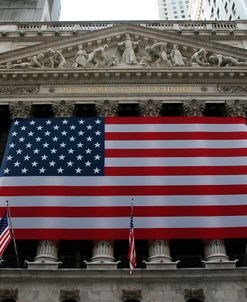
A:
[203,239,236,268]
[225,100,246,118]
[145,240,178,270]
[139,100,162,117]
[9,101,32,119]
[51,100,75,117]
[183,99,205,116]
[95,100,119,117]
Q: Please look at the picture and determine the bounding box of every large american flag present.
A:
[0,116,247,239]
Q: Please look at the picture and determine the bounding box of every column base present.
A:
[85,261,119,270]
[202,260,237,269]
[145,260,179,270]
[27,261,61,270]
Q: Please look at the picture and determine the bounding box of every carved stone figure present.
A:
[117,34,140,65]
[8,54,45,69]
[209,53,242,67]
[170,44,185,66]
[190,48,210,66]
[107,56,119,67]
[139,56,148,67]
[72,44,87,67]
[84,44,109,67]
[45,48,66,68]
[145,42,172,67]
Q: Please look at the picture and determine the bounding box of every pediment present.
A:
[0,23,247,70]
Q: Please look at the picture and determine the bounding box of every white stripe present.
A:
[105,157,247,167]
[11,216,247,229]
[105,140,247,149]
[1,194,247,207]
[106,124,247,133]
[1,175,246,186]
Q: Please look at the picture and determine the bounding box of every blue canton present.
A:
[0,213,8,234]
[0,117,104,176]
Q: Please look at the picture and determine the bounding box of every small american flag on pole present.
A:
[0,211,12,256]
[128,202,136,274]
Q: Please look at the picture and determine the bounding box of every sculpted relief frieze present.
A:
[1,33,247,70]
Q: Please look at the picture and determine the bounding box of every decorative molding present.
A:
[60,289,80,302]
[217,85,247,93]
[184,288,205,301]
[139,100,162,117]
[9,100,32,119]
[122,289,142,302]
[96,100,119,117]
[0,86,39,95]
[225,100,246,117]
[52,100,75,117]
[183,99,205,116]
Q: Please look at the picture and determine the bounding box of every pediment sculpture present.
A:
[1,33,247,69]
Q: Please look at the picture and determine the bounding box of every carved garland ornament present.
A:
[184,288,205,301]
[0,86,39,95]
[59,289,80,302]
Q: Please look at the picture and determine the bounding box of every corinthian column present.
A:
[86,100,119,270]
[225,100,246,118]
[183,99,205,116]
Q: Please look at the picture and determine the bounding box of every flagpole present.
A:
[6,201,20,268]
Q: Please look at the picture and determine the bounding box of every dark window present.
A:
[2,299,17,302]
[74,104,97,117]
[32,104,53,118]
[187,300,202,302]
[225,238,247,267]
[161,103,183,116]
[63,300,78,302]
[118,103,140,117]
[0,105,10,162]
[204,103,226,117]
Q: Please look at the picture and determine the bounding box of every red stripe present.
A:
[9,205,247,217]
[105,166,247,176]
[13,227,247,240]
[105,148,247,157]
[0,185,246,196]
[105,132,247,140]
[105,116,246,124]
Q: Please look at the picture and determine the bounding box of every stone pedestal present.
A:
[86,240,118,270]
[145,240,178,270]
[202,239,236,269]
[28,240,60,270]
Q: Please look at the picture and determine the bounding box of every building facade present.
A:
[158,0,190,20]
[0,19,247,302]
[0,0,61,22]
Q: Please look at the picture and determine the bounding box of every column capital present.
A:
[225,100,246,117]
[9,101,32,119]
[139,100,162,117]
[96,100,119,117]
[183,99,205,116]
[52,100,75,117]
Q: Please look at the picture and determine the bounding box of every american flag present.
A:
[128,204,136,274]
[0,116,247,240]
[0,211,12,256]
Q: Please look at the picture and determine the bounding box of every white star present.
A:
[85,161,91,167]
[45,131,50,136]
[62,119,68,124]
[21,168,28,174]
[87,125,93,130]
[85,148,91,154]
[67,161,74,167]
[95,142,100,148]
[75,167,82,174]
[79,119,85,125]
[16,149,22,154]
[61,131,67,136]
[68,148,74,154]
[14,161,20,167]
[24,155,30,160]
[4,168,10,174]
[77,155,83,160]
[37,126,43,130]
[12,131,18,136]
[52,136,58,142]
[95,119,101,124]
[26,143,32,148]
[78,131,84,136]
[46,120,52,125]
[14,120,19,125]
[30,120,35,125]
[59,155,65,160]
[86,136,92,142]
[70,125,76,130]
[32,161,38,167]
[77,142,83,148]
[49,161,56,166]
[36,137,42,142]
[60,142,66,148]
[42,155,48,160]
[69,136,75,142]
[43,142,49,148]
[94,154,101,160]
[21,126,26,131]
[39,167,46,173]
[7,155,13,161]
[9,143,15,148]
[19,137,25,142]
[57,167,64,173]
[53,125,59,130]
[33,149,40,154]
[95,130,101,135]
[28,131,34,136]
[51,148,57,154]
[94,167,100,174]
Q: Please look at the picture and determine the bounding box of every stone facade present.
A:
[0,20,247,302]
